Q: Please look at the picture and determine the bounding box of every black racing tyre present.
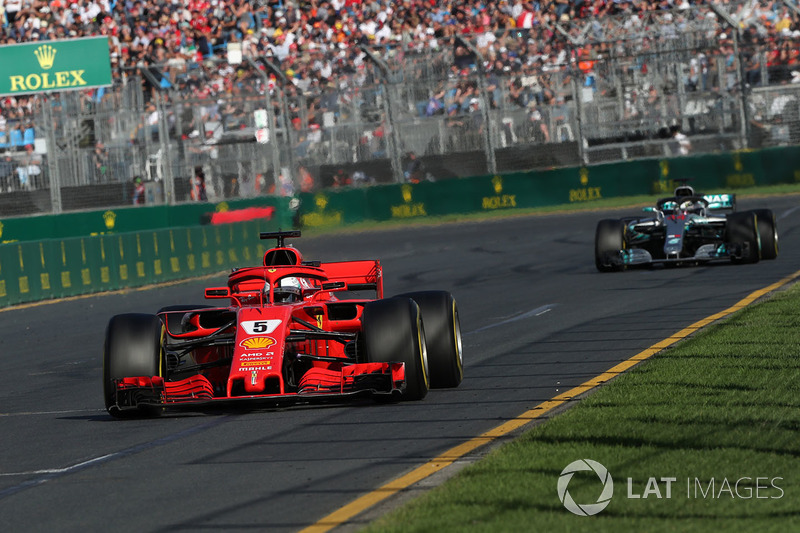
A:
[362,298,429,401]
[751,209,778,260]
[394,291,462,389]
[595,219,626,272]
[103,313,164,418]
[726,211,760,264]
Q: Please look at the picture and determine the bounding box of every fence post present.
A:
[43,95,62,214]
[247,57,292,191]
[360,46,404,183]
[155,91,175,204]
[455,36,496,176]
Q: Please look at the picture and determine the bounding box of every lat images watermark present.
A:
[558,460,785,516]
[557,459,614,516]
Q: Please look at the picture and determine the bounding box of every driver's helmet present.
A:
[273,285,301,303]
[274,277,303,303]
[680,199,696,211]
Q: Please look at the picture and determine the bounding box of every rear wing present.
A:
[703,193,736,211]
[319,260,383,298]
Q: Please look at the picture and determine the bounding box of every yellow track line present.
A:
[301,268,800,533]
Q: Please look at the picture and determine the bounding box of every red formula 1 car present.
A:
[103,231,463,417]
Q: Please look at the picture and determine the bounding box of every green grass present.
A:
[363,284,800,532]
[301,183,800,238]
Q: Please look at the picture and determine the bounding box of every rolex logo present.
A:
[103,210,116,230]
[401,184,413,203]
[34,45,57,70]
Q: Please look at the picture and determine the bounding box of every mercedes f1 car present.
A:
[595,185,778,271]
[103,231,463,418]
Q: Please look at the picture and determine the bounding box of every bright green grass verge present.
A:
[363,284,800,532]
[301,183,800,237]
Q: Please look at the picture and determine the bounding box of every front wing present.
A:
[110,362,406,413]
[611,241,751,267]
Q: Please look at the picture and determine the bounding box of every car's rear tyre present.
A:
[394,291,462,389]
[595,219,626,272]
[103,313,164,418]
[362,298,429,401]
[751,209,778,260]
[726,211,761,264]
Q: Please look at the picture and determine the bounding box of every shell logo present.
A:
[240,337,276,349]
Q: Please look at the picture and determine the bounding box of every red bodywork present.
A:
[111,244,408,412]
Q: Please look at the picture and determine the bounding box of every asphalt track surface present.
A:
[2,195,799,532]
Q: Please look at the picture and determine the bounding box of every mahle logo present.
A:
[558,459,614,516]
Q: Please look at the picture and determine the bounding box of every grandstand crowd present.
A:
[1,0,800,192]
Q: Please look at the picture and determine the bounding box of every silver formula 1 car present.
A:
[595,185,778,271]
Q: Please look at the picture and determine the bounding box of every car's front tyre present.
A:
[103,313,164,418]
[595,219,626,272]
[362,298,429,401]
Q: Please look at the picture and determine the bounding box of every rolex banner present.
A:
[0,37,112,96]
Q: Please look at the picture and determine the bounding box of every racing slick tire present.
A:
[394,291,463,389]
[595,219,626,272]
[751,209,778,260]
[362,298,429,401]
[726,211,761,264]
[103,313,164,418]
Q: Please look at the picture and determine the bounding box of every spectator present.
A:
[331,168,351,188]
[0,155,14,192]
[92,142,109,183]
[132,176,145,204]
[669,125,691,156]
[298,165,315,193]
[527,101,550,143]
[404,152,428,184]
[16,144,41,190]
[190,166,208,201]
[551,95,574,142]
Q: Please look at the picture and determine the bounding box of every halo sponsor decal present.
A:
[241,319,282,335]
[240,337,276,349]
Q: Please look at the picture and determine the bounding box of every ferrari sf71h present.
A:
[103,231,463,417]
[595,185,778,271]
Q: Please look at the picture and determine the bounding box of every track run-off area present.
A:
[1,194,799,532]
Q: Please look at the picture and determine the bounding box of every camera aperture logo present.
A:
[558,459,614,516]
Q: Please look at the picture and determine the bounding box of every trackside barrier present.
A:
[3,146,800,307]
[297,146,800,227]
[0,197,295,244]
[0,220,276,307]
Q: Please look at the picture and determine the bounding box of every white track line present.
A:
[467,304,557,335]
